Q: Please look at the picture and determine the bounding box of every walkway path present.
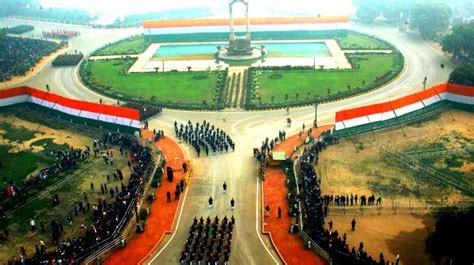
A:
[128,44,160,73]
[227,66,247,110]
[263,126,332,265]
[104,129,188,265]
[89,54,140,60]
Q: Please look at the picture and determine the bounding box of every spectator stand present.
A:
[0,36,60,82]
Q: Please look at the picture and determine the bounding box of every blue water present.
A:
[153,42,330,60]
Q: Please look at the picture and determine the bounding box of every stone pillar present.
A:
[229,2,234,42]
[245,2,251,40]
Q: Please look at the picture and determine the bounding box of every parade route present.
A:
[0,17,454,264]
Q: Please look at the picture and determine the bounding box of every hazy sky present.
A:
[41,0,353,23]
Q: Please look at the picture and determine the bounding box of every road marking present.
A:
[256,176,281,265]
[147,168,192,264]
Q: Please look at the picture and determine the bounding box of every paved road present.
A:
[0,19,452,264]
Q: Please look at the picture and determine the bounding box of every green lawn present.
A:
[0,122,39,143]
[93,35,148,56]
[337,32,391,50]
[0,145,53,185]
[87,59,218,105]
[31,138,70,151]
[253,54,397,104]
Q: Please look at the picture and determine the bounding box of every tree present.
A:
[353,0,416,23]
[0,28,6,39]
[411,1,452,40]
[441,22,474,63]
[425,206,474,264]
[448,64,474,86]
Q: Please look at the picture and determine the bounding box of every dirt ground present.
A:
[317,110,473,207]
[316,110,473,265]
[325,213,434,265]
[0,114,91,153]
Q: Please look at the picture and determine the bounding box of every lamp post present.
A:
[313,102,318,128]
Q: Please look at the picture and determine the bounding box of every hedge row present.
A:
[7,25,34,34]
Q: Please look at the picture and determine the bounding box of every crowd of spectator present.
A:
[1,148,85,216]
[180,216,235,264]
[323,194,382,208]
[120,101,162,121]
[6,132,154,264]
[174,121,235,157]
[252,130,287,180]
[299,134,388,265]
[42,30,80,40]
[253,130,287,161]
[0,36,60,82]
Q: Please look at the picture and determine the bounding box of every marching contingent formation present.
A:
[180,216,235,264]
[174,121,235,157]
[42,30,80,40]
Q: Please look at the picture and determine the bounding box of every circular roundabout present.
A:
[0,5,467,265]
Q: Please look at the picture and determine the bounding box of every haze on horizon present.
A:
[40,0,354,24]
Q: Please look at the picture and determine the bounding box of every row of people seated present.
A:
[0,36,60,82]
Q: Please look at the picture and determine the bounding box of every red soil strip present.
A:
[273,126,333,158]
[263,126,332,265]
[105,130,187,265]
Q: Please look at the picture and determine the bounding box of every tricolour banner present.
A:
[144,16,349,35]
[0,86,141,134]
[335,83,473,133]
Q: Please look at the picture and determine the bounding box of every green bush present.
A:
[193,74,209,80]
[268,73,283,79]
